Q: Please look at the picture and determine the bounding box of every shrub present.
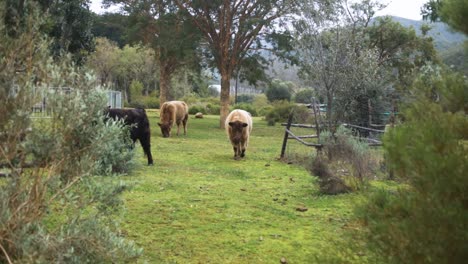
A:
[264,101,310,126]
[231,103,258,116]
[358,68,468,264]
[205,104,220,115]
[125,96,159,109]
[189,105,206,115]
[141,96,160,109]
[126,99,145,109]
[0,9,141,262]
[265,80,292,102]
[129,80,144,100]
[319,126,377,186]
[294,89,315,104]
[236,94,255,103]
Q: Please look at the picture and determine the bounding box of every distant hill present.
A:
[384,16,467,51]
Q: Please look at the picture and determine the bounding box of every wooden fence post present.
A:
[280,111,294,159]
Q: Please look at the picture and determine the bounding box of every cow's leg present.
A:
[183,114,188,135]
[139,131,154,165]
[233,146,239,159]
[176,120,181,136]
[241,148,246,158]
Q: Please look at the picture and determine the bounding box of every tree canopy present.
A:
[422,0,468,35]
[174,0,296,128]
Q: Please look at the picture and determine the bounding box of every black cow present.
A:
[105,108,154,165]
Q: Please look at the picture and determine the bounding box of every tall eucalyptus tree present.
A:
[174,0,297,128]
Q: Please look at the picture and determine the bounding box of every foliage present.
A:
[92,13,129,47]
[86,37,120,86]
[47,0,95,64]
[294,88,316,104]
[188,105,207,115]
[422,0,468,35]
[4,0,95,64]
[359,68,468,263]
[265,79,292,102]
[366,17,440,92]
[318,126,378,190]
[252,94,272,116]
[0,5,140,262]
[265,101,310,126]
[236,94,255,104]
[175,0,298,128]
[231,103,258,117]
[295,0,439,134]
[87,42,159,102]
[104,0,203,104]
[129,80,144,100]
[188,103,220,115]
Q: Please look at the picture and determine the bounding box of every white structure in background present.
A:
[208,84,261,95]
[32,88,122,118]
[107,90,122,108]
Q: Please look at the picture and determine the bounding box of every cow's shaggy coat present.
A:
[106,108,154,165]
[158,101,189,138]
[225,109,253,159]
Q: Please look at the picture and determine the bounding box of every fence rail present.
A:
[280,111,386,158]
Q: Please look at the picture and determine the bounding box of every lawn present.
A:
[120,111,372,263]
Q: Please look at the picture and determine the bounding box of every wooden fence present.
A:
[280,111,386,159]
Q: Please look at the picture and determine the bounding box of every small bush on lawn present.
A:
[206,104,220,115]
[189,105,206,115]
[320,127,377,188]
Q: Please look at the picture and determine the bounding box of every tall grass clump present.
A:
[0,3,141,263]
[307,126,377,194]
[358,67,468,264]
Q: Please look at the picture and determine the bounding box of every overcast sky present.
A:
[90,0,427,21]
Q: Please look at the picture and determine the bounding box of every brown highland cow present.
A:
[225,109,253,160]
[158,101,189,137]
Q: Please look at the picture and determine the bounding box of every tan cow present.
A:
[225,109,253,159]
[158,101,189,137]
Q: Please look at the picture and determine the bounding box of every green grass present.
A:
[120,112,374,263]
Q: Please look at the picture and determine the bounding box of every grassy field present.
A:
[120,110,373,263]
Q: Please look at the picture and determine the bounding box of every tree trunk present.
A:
[159,65,170,105]
[326,90,334,133]
[219,72,231,129]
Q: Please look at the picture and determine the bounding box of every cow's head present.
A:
[228,121,248,144]
[158,122,172,138]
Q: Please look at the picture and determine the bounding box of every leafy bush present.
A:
[129,80,144,100]
[126,99,145,109]
[264,101,310,126]
[205,103,220,115]
[265,80,292,102]
[125,96,159,109]
[141,96,160,109]
[358,68,468,264]
[0,7,141,262]
[231,103,258,116]
[189,105,206,115]
[294,89,315,103]
[318,126,377,188]
[236,94,255,103]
